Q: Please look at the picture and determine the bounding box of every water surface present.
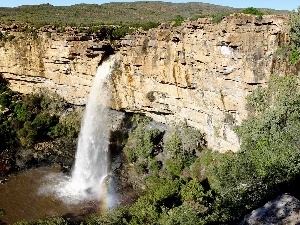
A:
[0,167,99,224]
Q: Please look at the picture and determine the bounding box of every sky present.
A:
[0,0,298,11]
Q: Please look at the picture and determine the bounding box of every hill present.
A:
[0,1,289,27]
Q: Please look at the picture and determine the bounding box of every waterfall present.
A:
[69,56,115,200]
[42,56,116,204]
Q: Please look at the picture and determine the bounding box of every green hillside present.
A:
[0,1,288,27]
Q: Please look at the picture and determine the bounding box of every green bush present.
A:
[87,207,130,225]
[0,83,78,150]
[288,7,300,64]
[49,110,80,138]
[111,26,132,40]
[192,13,228,24]
[180,178,205,202]
[124,116,162,164]
[242,7,263,16]
[289,47,300,65]
[290,7,300,49]
[14,217,69,225]
[158,201,205,225]
[164,123,206,177]
[172,15,185,27]
[149,158,163,174]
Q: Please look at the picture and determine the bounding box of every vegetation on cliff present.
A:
[289,7,300,64]
[0,75,80,174]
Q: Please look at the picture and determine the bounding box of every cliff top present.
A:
[0,2,289,28]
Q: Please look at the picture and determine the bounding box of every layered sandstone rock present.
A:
[111,14,289,152]
[0,14,290,152]
[0,31,111,105]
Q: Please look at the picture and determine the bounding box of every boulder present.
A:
[240,194,300,225]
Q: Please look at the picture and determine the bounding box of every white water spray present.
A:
[40,56,115,204]
[69,56,114,199]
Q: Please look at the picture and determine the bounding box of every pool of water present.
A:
[0,167,99,224]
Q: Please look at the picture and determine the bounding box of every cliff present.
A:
[0,27,112,105]
[0,14,290,152]
[111,14,289,152]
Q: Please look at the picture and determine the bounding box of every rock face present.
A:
[239,194,300,225]
[0,31,111,105]
[0,14,291,152]
[111,14,289,152]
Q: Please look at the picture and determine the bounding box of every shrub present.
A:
[180,178,206,202]
[165,122,206,177]
[289,47,300,65]
[172,15,185,27]
[158,201,205,225]
[288,7,300,64]
[111,26,132,40]
[290,7,300,49]
[124,116,162,164]
[242,7,263,16]
[86,207,130,225]
[49,110,81,138]
[192,13,228,23]
[211,13,225,23]
[0,85,77,150]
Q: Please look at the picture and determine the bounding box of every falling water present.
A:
[41,56,116,204]
[70,56,115,200]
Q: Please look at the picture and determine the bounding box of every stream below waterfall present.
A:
[0,167,99,224]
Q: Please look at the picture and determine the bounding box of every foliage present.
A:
[14,217,69,225]
[49,110,81,139]
[158,201,205,225]
[124,115,162,166]
[288,7,300,64]
[211,13,226,23]
[113,117,212,224]
[290,7,300,49]
[207,75,300,222]
[0,2,247,27]
[289,48,300,65]
[87,207,130,225]
[242,7,264,16]
[0,32,16,42]
[0,82,79,151]
[165,122,206,177]
[172,15,185,27]
[110,26,133,40]
[17,112,59,147]
[192,13,229,23]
